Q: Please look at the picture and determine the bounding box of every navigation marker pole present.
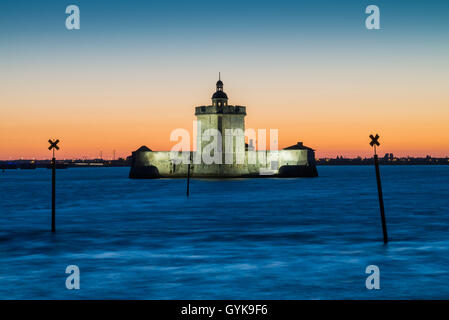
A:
[186,153,191,197]
[48,139,60,232]
[369,134,388,244]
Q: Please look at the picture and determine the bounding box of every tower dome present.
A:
[212,90,228,99]
[212,73,228,106]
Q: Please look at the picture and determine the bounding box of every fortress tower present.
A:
[195,76,246,165]
[129,76,318,179]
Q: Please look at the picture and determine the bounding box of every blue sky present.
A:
[1,0,449,159]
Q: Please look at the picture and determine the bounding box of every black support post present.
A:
[186,163,191,197]
[51,156,56,232]
[374,154,388,243]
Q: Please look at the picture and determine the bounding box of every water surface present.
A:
[1,166,448,299]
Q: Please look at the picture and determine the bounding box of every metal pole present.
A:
[374,154,388,243]
[186,163,191,197]
[52,156,56,232]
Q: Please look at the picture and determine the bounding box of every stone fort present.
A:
[129,77,318,178]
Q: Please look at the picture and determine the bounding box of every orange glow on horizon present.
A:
[1,72,448,160]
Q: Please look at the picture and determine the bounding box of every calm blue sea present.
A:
[0,166,449,299]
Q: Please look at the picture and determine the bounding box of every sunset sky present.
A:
[1,0,448,159]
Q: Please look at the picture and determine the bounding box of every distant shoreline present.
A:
[1,156,448,169]
[317,156,449,166]
[0,159,130,169]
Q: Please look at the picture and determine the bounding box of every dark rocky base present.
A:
[129,166,160,179]
[129,165,318,179]
[278,165,318,178]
